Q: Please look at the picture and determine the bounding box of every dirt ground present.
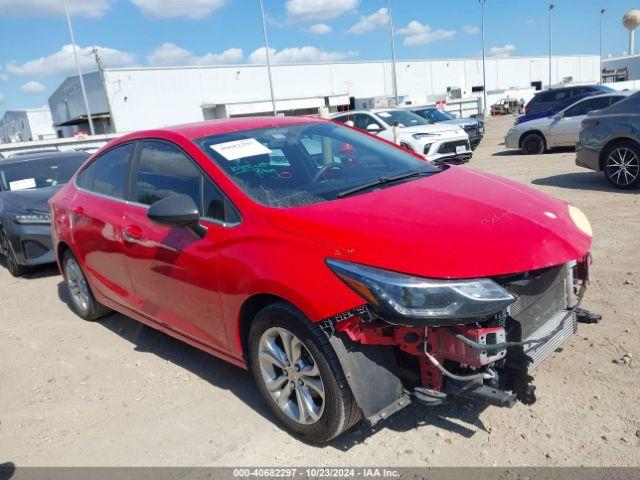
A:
[1,115,639,467]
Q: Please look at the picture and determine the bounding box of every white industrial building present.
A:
[0,108,56,143]
[48,55,600,136]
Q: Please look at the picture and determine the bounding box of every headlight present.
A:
[326,259,515,325]
[12,213,51,224]
[568,205,592,237]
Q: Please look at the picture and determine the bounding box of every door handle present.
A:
[123,224,144,242]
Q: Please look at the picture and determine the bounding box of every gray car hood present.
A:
[0,185,61,214]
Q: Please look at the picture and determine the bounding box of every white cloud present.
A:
[285,0,359,21]
[0,93,5,102]
[248,46,357,64]
[396,21,456,46]
[0,0,110,18]
[308,23,332,35]
[0,66,8,83]
[462,25,480,34]
[347,8,388,35]
[20,81,46,94]
[6,44,135,77]
[147,43,243,66]
[490,44,516,58]
[130,0,227,19]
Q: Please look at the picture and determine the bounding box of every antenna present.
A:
[623,9,640,56]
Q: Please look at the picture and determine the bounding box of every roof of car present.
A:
[139,115,326,140]
[0,150,88,166]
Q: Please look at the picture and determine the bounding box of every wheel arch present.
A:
[56,241,73,276]
[518,129,547,149]
[237,293,291,360]
[598,137,640,171]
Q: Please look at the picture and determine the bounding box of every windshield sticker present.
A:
[230,161,278,178]
[9,178,36,191]
[377,112,391,118]
[210,138,272,161]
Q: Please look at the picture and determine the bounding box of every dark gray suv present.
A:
[576,91,640,189]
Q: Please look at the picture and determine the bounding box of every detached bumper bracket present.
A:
[446,380,517,408]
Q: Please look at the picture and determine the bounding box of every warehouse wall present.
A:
[99,55,599,133]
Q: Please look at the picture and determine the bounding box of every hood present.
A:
[399,123,463,135]
[514,115,551,129]
[0,185,61,213]
[268,168,591,279]
[438,118,478,127]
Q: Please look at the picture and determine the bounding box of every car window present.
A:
[76,144,133,199]
[134,140,234,223]
[565,96,613,117]
[599,91,640,114]
[0,154,88,192]
[353,114,383,131]
[196,121,440,208]
[374,110,427,127]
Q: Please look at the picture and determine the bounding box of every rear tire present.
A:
[62,250,112,321]
[249,302,361,443]
[0,229,27,277]
[602,141,640,189]
[521,133,546,155]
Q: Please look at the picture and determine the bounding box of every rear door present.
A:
[72,143,136,307]
[549,95,613,146]
[122,140,238,351]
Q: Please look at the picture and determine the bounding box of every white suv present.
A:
[331,108,472,164]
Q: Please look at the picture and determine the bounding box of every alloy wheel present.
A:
[258,327,325,425]
[606,147,640,187]
[65,257,90,313]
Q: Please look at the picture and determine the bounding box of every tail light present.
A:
[581,118,599,128]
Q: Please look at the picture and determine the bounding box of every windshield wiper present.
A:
[337,170,431,198]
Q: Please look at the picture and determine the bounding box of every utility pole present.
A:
[549,3,555,88]
[63,0,95,136]
[387,0,399,106]
[258,0,277,116]
[479,0,487,116]
[600,8,606,83]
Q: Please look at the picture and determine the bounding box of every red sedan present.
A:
[50,116,594,443]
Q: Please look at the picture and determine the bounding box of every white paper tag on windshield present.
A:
[210,138,272,161]
[9,178,36,191]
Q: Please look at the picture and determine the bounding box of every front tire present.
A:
[249,302,361,443]
[602,141,640,189]
[521,133,546,155]
[62,250,112,321]
[0,229,27,277]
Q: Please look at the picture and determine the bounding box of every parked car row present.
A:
[331,107,479,165]
[503,84,640,189]
[1,114,594,444]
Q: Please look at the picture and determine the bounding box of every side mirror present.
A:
[147,194,206,238]
[554,111,564,120]
[366,123,382,132]
[344,120,355,127]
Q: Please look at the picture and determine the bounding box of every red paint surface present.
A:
[50,116,592,367]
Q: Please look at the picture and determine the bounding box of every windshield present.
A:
[196,121,440,208]
[415,108,454,122]
[374,110,429,127]
[0,155,87,191]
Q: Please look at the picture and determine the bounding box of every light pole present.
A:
[387,0,399,106]
[258,0,277,116]
[600,8,606,82]
[548,3,555,88]
[479,0,487,116]
[63,0,95,136]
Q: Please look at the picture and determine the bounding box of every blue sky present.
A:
[0,0,637,115]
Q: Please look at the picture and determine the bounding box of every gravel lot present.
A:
[1,115,639,467]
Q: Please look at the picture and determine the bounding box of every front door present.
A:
[122,140,232,351]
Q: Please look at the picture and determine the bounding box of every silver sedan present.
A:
[505,92,630,155]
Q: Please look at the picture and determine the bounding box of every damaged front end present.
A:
[323,256,594,425]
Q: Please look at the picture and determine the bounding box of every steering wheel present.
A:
[313,162,344,182]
